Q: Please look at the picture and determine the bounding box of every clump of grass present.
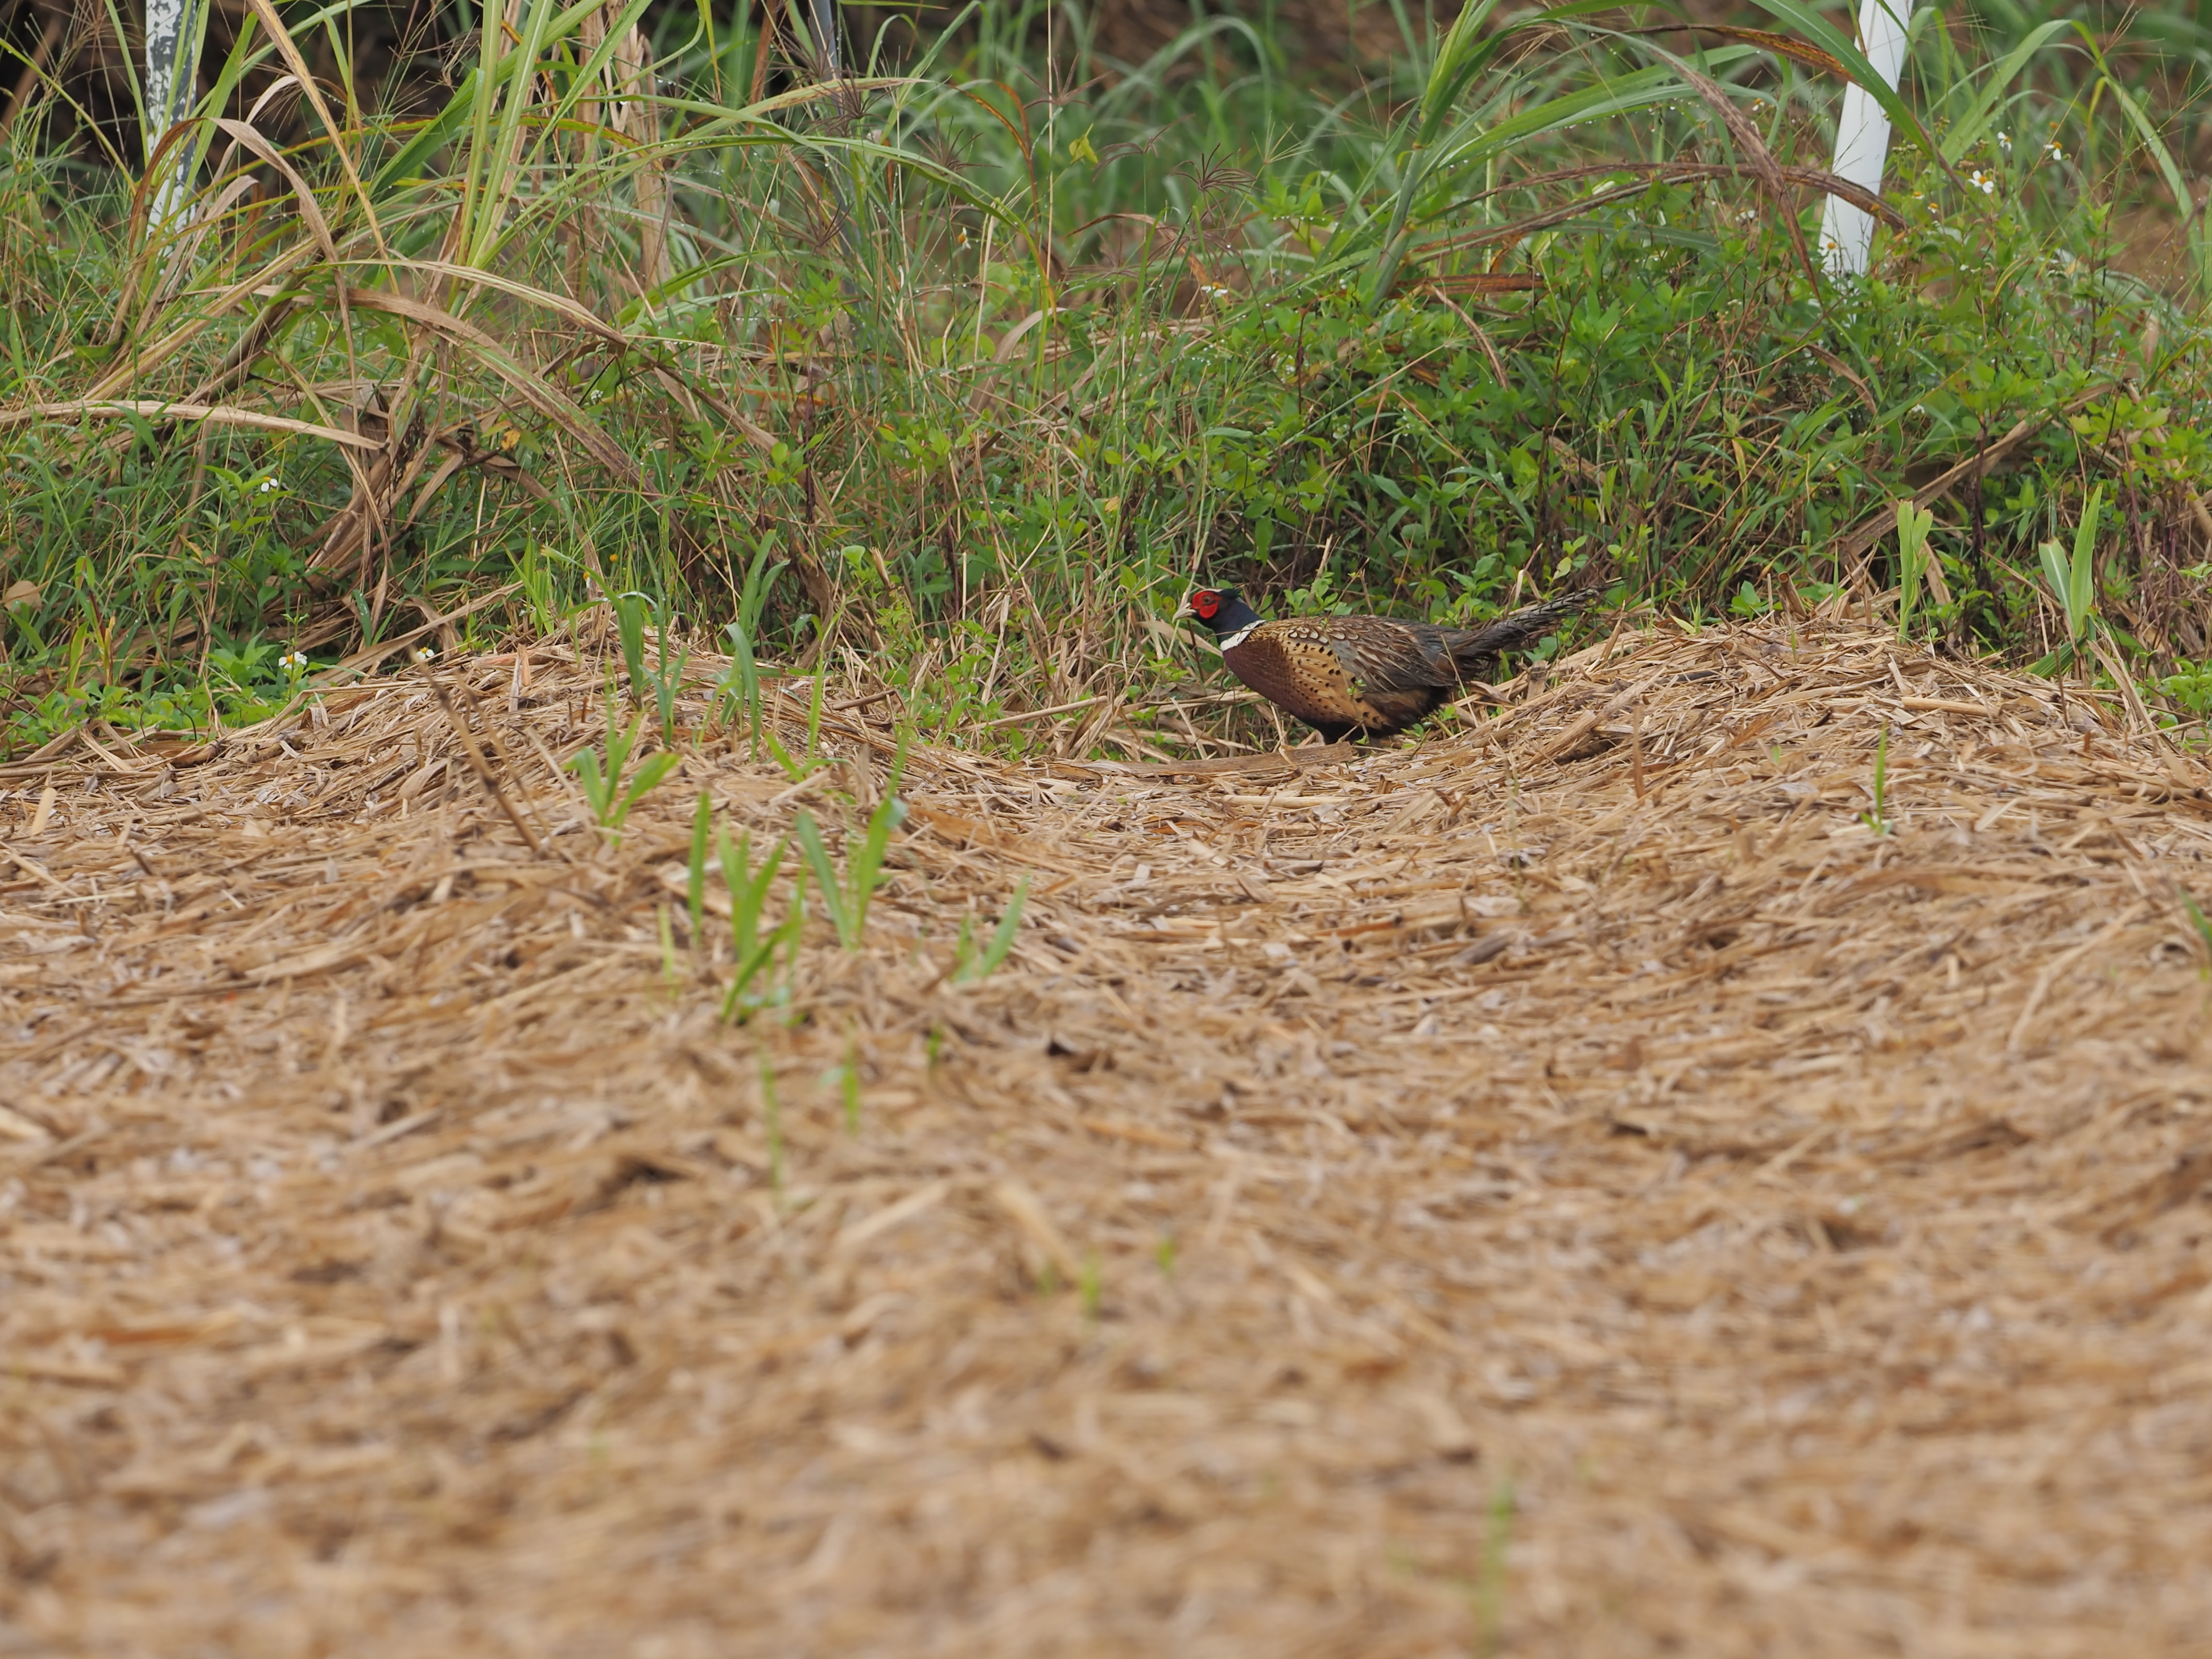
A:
[713,540,789,760]
[794,731,911,950]
[1895,500,1938,641]
[568,698,679,846]
[2033,485,2108,675]
[614,593,690,745]
[716,823,798,1024]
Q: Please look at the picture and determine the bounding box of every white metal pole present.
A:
[1819,0,1913,280]
[143,0,208,234]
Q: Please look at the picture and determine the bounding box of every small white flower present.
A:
[257,476,283,494]
[412,645,437,663]
[1970,170,1996,195]
[1997,131,2012,152]
[2045,141,2065,162]
[278,650,307,672]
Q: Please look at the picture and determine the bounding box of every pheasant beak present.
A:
[1171,597,1197,624]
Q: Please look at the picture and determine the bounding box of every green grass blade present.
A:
[2037,541,2074,643]
[570,748,610,819]
[719,931,781,1022]
[846,794,909,946]
[762,725,809,782]
[2070,485,2103,641]
[687,790,711,940]
[614,752,681,827]
[1938,19,2071,163]
[614,593,649,701]
[758,1053,783,1192]
[793,811,853,947]
[959,875,1029,983]
[842,1037,861,1133]
[719,828,785,964]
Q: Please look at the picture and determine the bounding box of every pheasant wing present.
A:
[1313,618,1458,694]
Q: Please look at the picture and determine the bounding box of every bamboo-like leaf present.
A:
[1416,0,1507,140]
[397,259,633,349]
[719,928,784,1023]
[571,747,610,818]
[1404,179,1750,269]
[2035,543,2072,636]
[1730,0,1941,164]
[1938,20,2071,164]
[210,117,341,264]
[1634,39,1815,286]
[472,0,569,270]
[343,287,640,482]
[239,0,387,255]
[1468,160,1906,229]
[0,399,381,449]
[1628,22,1849,82]
[2099,74,2209,292]
[511,0,659,183]
[1346,61,1691,300]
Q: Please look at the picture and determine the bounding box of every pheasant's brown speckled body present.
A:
[1175,588,1580,742]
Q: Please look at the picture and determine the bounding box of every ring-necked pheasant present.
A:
[1173,586,1582,742]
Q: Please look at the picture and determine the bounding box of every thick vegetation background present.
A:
[4,0,2212,752]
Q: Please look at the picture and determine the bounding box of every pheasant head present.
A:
[1173,586,1264,647]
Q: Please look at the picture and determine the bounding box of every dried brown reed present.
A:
[5,614,2212,1657]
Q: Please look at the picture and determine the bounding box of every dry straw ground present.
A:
[5,614,2212,1657]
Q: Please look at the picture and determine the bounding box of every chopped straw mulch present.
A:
[6,614,2212,1658]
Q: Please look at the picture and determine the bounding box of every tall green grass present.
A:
[4,0,2212,755]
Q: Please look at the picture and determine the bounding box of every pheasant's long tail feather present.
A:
[1449,593,1584,667]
